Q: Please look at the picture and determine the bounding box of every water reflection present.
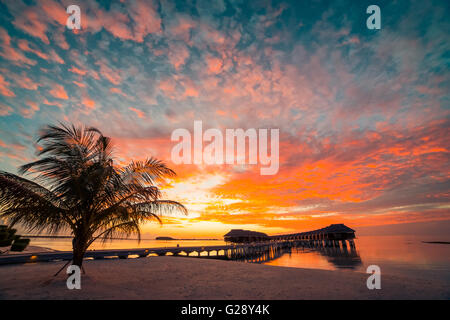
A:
[229,241,362,269]
[238,245,286,263]
[306,244,362,269]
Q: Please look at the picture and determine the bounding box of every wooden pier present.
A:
[0,224,356,265]
[0,242,292,265]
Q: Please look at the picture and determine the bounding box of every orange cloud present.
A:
[73,81,86,88]
[17,39,48,60]
[96,60,121,85]
[205,56,223,74]
[49,84,69,100]
[82,96,96,110]
[0,27,36,66]
[168,42,190,70]
[20,100,40,118]
[0,104,13,116]
[0,75,15,97]
[129,107,146,119]
[11,8,50,44]
[110,87,129,98]
[69,67,88,76]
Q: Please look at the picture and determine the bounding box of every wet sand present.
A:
[0,256,448,300]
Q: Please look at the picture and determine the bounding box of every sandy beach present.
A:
[0,256,448,300]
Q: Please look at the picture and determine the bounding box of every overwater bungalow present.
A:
[224,229,270,243]
[224,224,356,244]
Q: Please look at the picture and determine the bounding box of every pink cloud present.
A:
[110,87,129,98]
[205,56,223,74]
[7,71,39,90]
[129,0,162,42]
[0,75,15,97]
[17,39,49,59]
[97,10,134,41]
[129,107,146,119]
[159,78,177,96]
[40,0,68,26]
[181,78,199,98]
[415,85,442,95]
[49,83,69,100]
[43,98,63,108]
[52,32,69,50]
[96,60,121,85]
[170,17,196,44]
[73,81,86,88]
[20,100,40,118]
[82,95,96,110]
[17,39,64,64]
[12,8,50,44]
[49,49,64,64]
[0,104,13,116]
[168,42,190,70]
[68,67,88,76]
[82,1,161,42]
[0,27,36,66]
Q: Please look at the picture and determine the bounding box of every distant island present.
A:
[422,241,450,245]
[155,237,219,240]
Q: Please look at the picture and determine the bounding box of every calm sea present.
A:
[28,235,450,283]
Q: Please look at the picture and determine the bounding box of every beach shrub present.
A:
[0,224,29,252]
[0,239,13,247]
[0,230,8,240]
[11,238,30,252]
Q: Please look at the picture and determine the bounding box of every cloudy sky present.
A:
[0,0,448,237]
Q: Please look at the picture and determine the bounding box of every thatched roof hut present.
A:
[235,224,356,242]
[224,229,270,243]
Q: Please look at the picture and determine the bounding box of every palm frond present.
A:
[0,171,72,233]
[119,158,176,186]
[132,200,188,217]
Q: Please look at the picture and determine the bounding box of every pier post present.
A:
[348,240,355,248]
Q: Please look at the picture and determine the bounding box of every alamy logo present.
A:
[66,5,81,30]
[366,5,381,30]
[366,265,381,289]
[171,121,279,175]
[66,265,81,289]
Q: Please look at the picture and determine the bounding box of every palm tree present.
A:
[0,123,186,267]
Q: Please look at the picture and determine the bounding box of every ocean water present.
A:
[28,235,450,283]
[265,235,450,283]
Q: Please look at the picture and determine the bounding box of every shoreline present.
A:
[0,256,448,300]
[0,245,58,255]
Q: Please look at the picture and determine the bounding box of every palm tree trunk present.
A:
[72,248,85,267]
[72,236,87,267]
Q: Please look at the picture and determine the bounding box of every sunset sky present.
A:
[0,0,448,238]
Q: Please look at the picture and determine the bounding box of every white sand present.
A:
[0,256,448,299]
